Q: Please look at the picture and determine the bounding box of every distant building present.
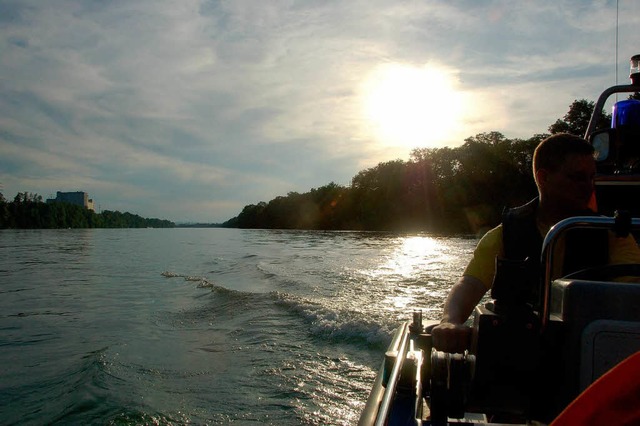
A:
[47,191,95,211]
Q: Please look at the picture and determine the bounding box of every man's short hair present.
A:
[533,133,595,173]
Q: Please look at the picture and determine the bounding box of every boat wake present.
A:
[160,270,394,349]
[272,291,395,349]
[160,270,215,288]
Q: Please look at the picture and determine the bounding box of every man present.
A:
[432,133,640,353]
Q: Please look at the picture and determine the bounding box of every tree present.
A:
[350,160,407,229]
[223,98,606,233]
[0,193,174,229]
[0,191,8,228]
[549,99,610,136]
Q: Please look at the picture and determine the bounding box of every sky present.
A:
[1,0,639,223]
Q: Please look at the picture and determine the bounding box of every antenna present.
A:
[616,0,620,102]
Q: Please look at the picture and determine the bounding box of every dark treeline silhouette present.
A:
[0,192,174,229]
[176,223,223,228]
[224,99,610,234]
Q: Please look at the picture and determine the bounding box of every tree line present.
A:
[0,192,175,229]
[223,99,610,234]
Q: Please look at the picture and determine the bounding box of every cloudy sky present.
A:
[1,1,638,223]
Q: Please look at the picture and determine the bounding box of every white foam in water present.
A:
[161,271,214,288]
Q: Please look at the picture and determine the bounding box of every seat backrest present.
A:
[550,279,640,391]
[580,319,640,390]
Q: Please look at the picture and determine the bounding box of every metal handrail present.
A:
[540,216,640,328]
[374,321,410,426]
[584,84,639,139]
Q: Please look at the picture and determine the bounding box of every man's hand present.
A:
[431,322,472,353]
[431,275,487,353]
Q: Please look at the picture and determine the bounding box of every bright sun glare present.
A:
[362,63,466,150]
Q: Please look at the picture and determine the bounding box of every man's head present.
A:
[533,133,596,215]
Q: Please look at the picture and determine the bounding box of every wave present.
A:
[160,267,398,353]
[47,346,201,425]
[3,346,124,425]
[105,411,189,426]
[271,291,394,349]
[160,270,393,350]
[160,271,214,288]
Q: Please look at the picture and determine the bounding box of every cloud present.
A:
[1,0,638,222]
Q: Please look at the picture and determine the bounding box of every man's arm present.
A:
[431,275,488,353]
[431,224,501,353]
[441,275,488,324]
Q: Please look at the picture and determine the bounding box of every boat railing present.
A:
[358,321,410,426]
[374,322,410,426]
[540,215,640,328]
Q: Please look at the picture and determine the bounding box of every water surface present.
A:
[0,228,476,425]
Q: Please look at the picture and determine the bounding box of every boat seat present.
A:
[549,278,640,392]
[580,319,640,389]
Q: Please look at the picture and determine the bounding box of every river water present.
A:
[0,228,476,425]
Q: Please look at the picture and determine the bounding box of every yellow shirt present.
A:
[464,224,640,290]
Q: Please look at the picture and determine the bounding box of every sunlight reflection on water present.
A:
[386,236,444,277]
[351,234,475,321]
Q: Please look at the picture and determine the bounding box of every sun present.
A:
[361,63,466,150]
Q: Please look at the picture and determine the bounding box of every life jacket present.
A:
[492,198,609,311]
[550,351,640,426]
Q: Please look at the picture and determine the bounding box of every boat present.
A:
[359,55,640,425]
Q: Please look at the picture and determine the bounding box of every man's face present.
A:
[539,153,596,213]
